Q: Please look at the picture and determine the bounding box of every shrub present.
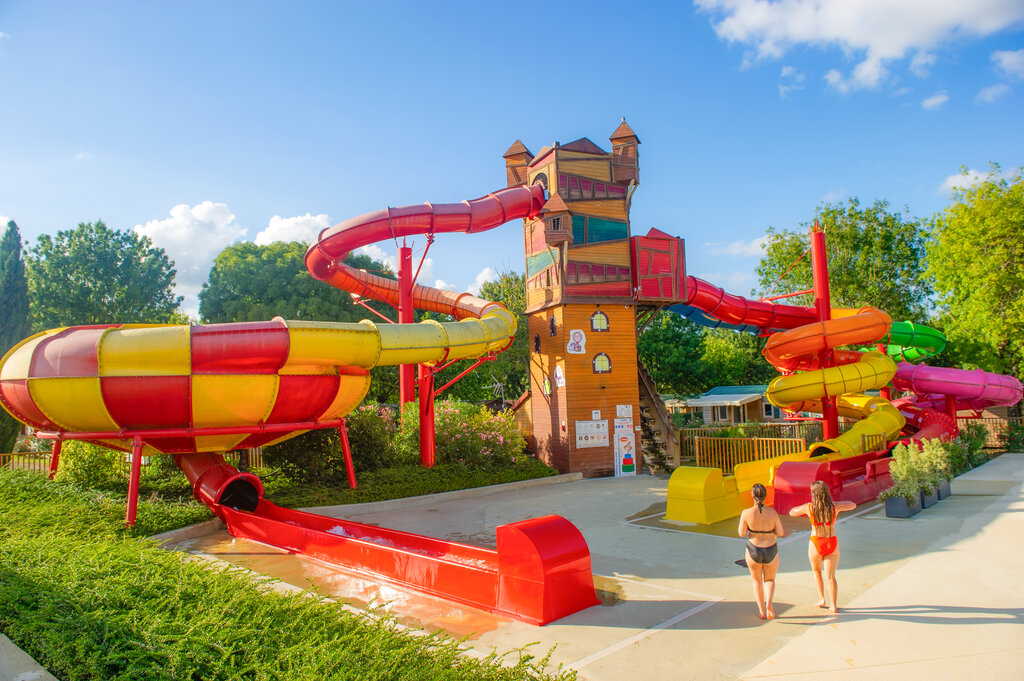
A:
[670,411,703,428]
[999,421,1024,453]
[883,443,936,500]
[951,421,989,470]
[395,399,526,469]
[343,402,401,471]
[920,438,953,483]
[54,441,126,490]
[262,429,349,484]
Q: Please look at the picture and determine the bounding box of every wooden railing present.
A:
[0,448,265,478]
[957,416,1023,448]
[0,452,51,475]
[695,437,807,475]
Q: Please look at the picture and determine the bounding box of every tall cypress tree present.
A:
[0,220,31,451]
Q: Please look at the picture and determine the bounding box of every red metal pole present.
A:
[418,365,436,467]
[47,439,62,479]
[944,394,959,423]
[398,243,415,408]
[810,222,840,441]
[125,436,144,527]
[877,343,892,400]
[338,421,357,489]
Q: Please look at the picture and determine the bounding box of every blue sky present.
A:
[1,1,1022,317]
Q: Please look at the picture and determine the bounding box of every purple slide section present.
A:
[892,362,1023,412]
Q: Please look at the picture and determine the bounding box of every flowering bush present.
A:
[343,402,400,470]
[395,398,527,469]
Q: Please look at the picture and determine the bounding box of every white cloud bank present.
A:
[993,48,1024,79]
[254,213,330,246]
[134,202,247,316]
[696,0,1024,92]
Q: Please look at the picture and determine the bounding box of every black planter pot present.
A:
[937,479,951,500]
[884,495,922,518]
[920,489,939,508]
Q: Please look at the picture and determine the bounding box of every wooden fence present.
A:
[0,448,265,478]
[957,416,1022,448]
[695,437,807,475]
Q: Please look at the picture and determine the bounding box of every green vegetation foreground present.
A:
[0,469,574,681]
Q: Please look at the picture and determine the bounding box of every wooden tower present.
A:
[503,121,644,476]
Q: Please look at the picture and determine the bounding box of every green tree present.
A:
[637,311,707,395]
[0,220,31,451]
[927,165,1024,387]
[199,241,393,323]
[756,198,933,322]
[200,240,400,403]
[700,329,777,387]
[26,221,181,329]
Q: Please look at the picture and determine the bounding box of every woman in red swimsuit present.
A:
[738,483,786,620]
[789,480,856,613]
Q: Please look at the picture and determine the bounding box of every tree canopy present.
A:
[927,165,1024,383]
[199,241,393,323]
[26,221,182,329]
[756,198,933,322]
[1,220,31,451]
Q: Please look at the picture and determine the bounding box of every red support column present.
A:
[125,436,144,527]
[877,343,892,401]
[47,440,62,479]
[398,244,415,408]
[810,222,840,440]
[338,420,357,489]
[418,365,436,467]
[944,394,959,424]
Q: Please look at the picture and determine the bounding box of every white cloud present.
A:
[432,279,460,292]
[467,267,498,296]
[975,83,1011,103]
[778,65,806,97]
[697,0,1024,92]
[0,32,8,39]
[354,243,435,282]
[922,91,949,109]
[74,150,90,161]
[704,235,769,257]
[134,201,247,316]
[253,213,330,246]
[821,188,849,203]
[1,215,11,227]
[993,48,1024,79]
[909,52,936,78]
[938,168,985,194]
[891,86,912,98]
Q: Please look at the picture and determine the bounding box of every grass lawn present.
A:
[0,466,575,680]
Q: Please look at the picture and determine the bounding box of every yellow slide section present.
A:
[666,307,904,525]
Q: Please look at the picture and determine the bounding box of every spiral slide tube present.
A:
[0,182,601,624]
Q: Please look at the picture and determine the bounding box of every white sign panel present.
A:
[614,418,637,476]
[575,419,609,449]
[591,409,601,420]
[616,404,633,418]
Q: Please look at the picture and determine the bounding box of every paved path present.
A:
[166,455,1024,680]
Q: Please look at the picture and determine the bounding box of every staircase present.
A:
[636,360,681,471]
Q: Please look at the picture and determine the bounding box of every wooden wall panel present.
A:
[527,308,570,472]
[570,202,628,221]
[568,241,632,267]
[559,160,611,181]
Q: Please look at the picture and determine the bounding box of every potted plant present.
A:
[880,444,925,518]
[921,439,952,500]
[878,482,923,518]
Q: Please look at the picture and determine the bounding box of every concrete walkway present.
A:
[0,634,56,681]
[166,455,1024,680]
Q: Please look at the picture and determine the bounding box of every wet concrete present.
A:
[166,455,1024,681]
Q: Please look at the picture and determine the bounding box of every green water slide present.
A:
[881,321,946,363]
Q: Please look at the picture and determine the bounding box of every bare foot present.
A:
[829,605,838,614]
[766,606,775,620]
[758,608,766,619]
[816,600,828,608]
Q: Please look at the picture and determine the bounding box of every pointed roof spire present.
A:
[503,139,532,158]
[610,118,640,143]
[540,194,570,214]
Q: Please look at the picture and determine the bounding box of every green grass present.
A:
[0,468,575,680]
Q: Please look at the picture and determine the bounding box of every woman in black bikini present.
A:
[738,483,786,620]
